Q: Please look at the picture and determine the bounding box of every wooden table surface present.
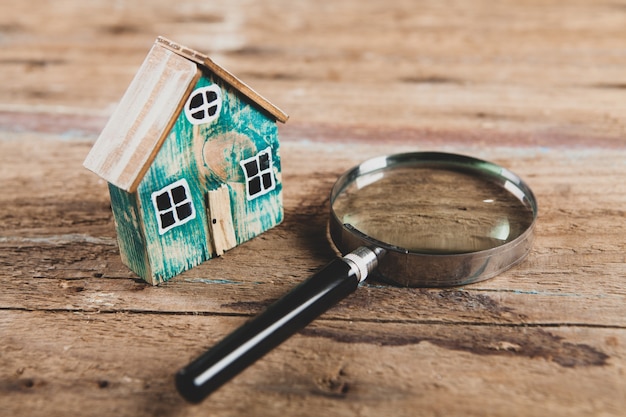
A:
[1,1,625,416]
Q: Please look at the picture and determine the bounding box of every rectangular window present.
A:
[240,147,276,201]
[151,179,196,235]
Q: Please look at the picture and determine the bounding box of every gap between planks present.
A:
[2,306,624,330]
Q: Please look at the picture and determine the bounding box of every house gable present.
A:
[157,37,288,124]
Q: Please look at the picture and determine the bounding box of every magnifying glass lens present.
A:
[332,165,534,254]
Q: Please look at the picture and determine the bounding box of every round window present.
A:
[184,85,223,125]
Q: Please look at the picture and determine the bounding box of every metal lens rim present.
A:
[328,151,538,287]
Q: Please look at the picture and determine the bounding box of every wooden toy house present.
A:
[84,37,288,285]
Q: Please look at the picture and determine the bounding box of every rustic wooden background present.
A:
[1,1,625,416]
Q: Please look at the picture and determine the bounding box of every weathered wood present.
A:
[83,44,199,192]
[207,184,238,255]
[2,309,624,417]
[0,0,625,416]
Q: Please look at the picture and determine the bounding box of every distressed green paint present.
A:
[195,73,283,244]
[137,102,212,284]
[108,184,151,280]
[111,69,283,284]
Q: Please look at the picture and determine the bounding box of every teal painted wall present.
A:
[113,69,283,284]
[136,104,212,284]
[194,74,283,244]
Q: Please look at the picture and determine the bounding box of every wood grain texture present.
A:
[0,1,625,416]
[207,184,238,255]
[83,44,199,192]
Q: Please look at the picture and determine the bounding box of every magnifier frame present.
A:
[329,152,538,287]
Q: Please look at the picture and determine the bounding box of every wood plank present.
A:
[0,1,624,140]
[207,184,238,256]
[1,310,623,417]
[82,44,199,192]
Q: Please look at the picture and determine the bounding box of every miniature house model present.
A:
[84,37,288,285]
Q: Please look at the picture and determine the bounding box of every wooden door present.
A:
[206,185,237,256]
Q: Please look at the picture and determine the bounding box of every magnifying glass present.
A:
[176,151,537,403]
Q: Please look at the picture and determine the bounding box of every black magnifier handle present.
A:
[176,246,381,403]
